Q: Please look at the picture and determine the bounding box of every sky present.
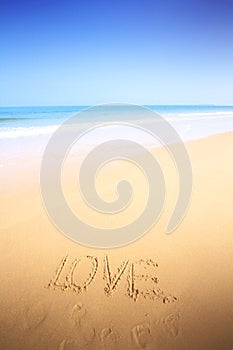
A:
[1,0,233,106]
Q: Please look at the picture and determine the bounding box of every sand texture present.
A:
[0,133,232,349]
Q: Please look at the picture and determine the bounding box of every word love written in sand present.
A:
[48,255,177,303]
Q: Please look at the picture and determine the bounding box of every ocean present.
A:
[1,105,233,164]
[1,105,233,138]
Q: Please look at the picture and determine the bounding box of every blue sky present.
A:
[1,0,233,106]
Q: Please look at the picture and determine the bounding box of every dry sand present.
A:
[0,132,232,349]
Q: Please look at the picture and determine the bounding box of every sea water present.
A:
[1,105,233,164]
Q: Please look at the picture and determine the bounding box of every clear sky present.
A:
[1,0,233,106]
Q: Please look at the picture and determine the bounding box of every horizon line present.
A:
[1,103,233,108]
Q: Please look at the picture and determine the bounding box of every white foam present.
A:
[0,125,59,139]
[0,111,233,140]
[163,111,233,121]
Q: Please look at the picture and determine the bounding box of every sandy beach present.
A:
[0,132,232,350]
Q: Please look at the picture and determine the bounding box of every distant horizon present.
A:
[1,103,233,108]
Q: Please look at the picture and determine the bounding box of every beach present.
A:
[2,0,233,346]
[0,127,232,349]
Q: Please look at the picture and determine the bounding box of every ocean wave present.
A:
[0,117,33,122]
[0,110,233,139]
[162,111,233,119]
[0,125,59,138]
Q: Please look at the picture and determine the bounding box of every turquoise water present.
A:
[1,105,233,165]
[1,105,233,139]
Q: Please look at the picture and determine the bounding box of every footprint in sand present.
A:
[58,339,78,350]
[59,327,95,350]
[131,324,152,349]
[163,295,178,304]
[69,303,95,347]
[162,313,180,337]
[78,327,96,348]
[100,327,118,349]
[24,301,47,330]
[70,303,87,326]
